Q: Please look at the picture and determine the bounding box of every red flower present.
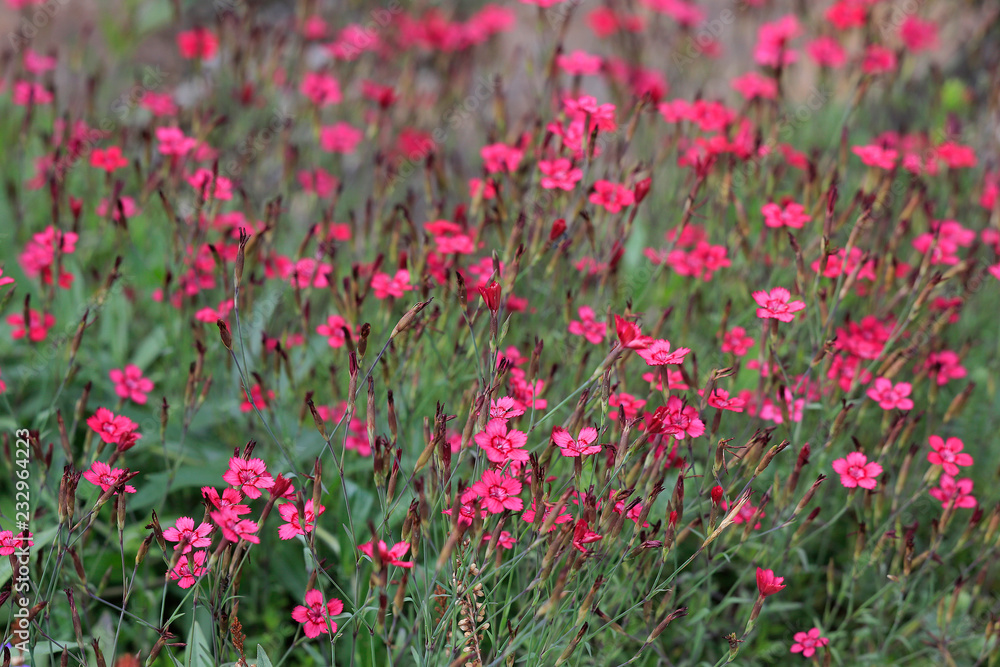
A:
[86,408,142,449]
[316,314,353,348]
[752,287,806,322]
[162,517,213,554]
[721,326,755,356]
[521,501,573,531]
[637,338,690,366]
[90,146,128,173]
[474,419,529,464]
[614,315,652,350]
[589,180,635,213]
[358,540,414,568]
[110,365,154,405]
[552,426,601,457]
[177,28,218,60]
[831,451,882,490]
[790,627,829,658]
[568,307,607,345]
[928,475,976,510]
[168,550,208,589]
[571,518,603,553]
[372,269,414,299]
[755,567,785,597]
[865,378,913,411]
[538,159,583,191]
[82,461,137,494]
[319,122,363,154]
[470,469,523,514]
[210,509,260,544]
[7,309,55,342]
[761,200,811,229]
[278,500,325,540]
[477,280,502,313]
[926,436,973,476]
[222,457,275,499]
[291,589,344,638]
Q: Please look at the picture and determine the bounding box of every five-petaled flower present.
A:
[926,435,974,476]
[831,452,882,489]
[756,567,786,597]
[928,475,976,510]
[866,378,913,411]
[474,419,530,464]
[82,460,137,494]
[110,365,155,405]
[162,517,213,554]
[278,500,326,539]
[552,426,602,457]
[292,589,344,638]
[222,457,275,499]
[470,469,524,514]
[753,287,806,322]
[168,550,208,589]
[358,540,414,568]
[790,627,829,658]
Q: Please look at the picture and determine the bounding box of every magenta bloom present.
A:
[0,530,33,556]
[278,500,325,540]
[538,158,583,191]
[637,338,690,366]
[790,627,829,658]
[82,460,137,494]
[755,567,786,597]
[168,550,208,589]
[831,452,882,490]
[927,436,974,476]
[753,287,806,322]
[162,517,213,554]
[928,475,976,510]
[552,426,601,457]
[292,589,344,638]
[222,457,275,499]
[471,469,523,514]
[316,314,352,348]
[109,365,154,405]
[589,180,635,213]
[761,201,811,229]
[474,419,529,464]
[567,306,607,345]
[358,540,414,568]
[210,509,260,544]
[866,377,914,411]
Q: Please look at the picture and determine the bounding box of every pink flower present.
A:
[291,589,344,638]
[156,127,198,156]
[637,339,690,366]
[756,567,785,597]
[109,365,154,405]
[706,388,745,413]
[210,509,260,544]
[790,627,829,658]
[481,531,516,550]
[552,426,601,457]
[556,50,602,75]
[162,517,213,554]
[474,419,529,464]
[371,269,414,299]
[927,436,973,476]
[90,146,129,172]
[853,144,897,170]
[752,287,806,322]
[900,17,938,52]
[567,306,607,345]
[928,475,976,510]
[731,72,778,101]
[240,384,275,413]
[278,500,326,539]
[538,158,583,191]
[865,378,913,410]
[807,37,847,68]
[480,143,523,174]
[222,457,275,499]
[202,487,250,515]
[924,350,966,385]
[831,451,882,489]
[86,408,142,449]
[177,28,217,59]
[358,540,414,568]
[589,180,635,213]
[722,326,755,356]
[761,201,811,229]
[320,122,363,154]
[0,530,34,556]
[7,309,56,342]
[645,396,705,439]
[862,45,897,74]
[82,461,137,494]
[0,267,15,288]
[571,518,603,553]
[316,315,352,348]
[168,550,208,589]
[300,71,342,106]
[471,469,523,514]
[521,501,573,531]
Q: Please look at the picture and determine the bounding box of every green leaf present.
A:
[255,645,273,667]
[131,465,224,511]
[185,619,212,667]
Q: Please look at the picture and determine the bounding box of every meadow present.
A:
[1,0,999,665]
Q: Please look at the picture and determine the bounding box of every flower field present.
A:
[1,0,999,665]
